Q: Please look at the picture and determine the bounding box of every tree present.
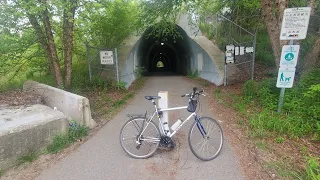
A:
[303,0,320,72]
[260,0,289,68]
[1,0,79,89]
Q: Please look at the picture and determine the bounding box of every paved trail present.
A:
[37,76,245,180]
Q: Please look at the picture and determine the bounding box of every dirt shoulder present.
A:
[185,77,272,179]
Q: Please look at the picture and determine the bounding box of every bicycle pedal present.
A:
[160,136,175,149]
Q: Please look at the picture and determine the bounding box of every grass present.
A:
[187,70,199,79]
[17,152,39,165]
[234,71,320,179]
[305,156,320,180]
[46,120,89,154]
[265,160,302,179]
[189,70,320,179]
[256,140,266,150]
[45,77,146,154]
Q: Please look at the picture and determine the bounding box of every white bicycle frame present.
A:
[138,99,197,142]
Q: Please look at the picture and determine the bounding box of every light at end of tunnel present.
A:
[161,42,164,46]
[160,52,162,54]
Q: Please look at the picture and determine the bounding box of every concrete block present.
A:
[23,81,97,129]
[0,104,68,170]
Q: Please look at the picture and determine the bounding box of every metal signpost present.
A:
[277,7,311,113]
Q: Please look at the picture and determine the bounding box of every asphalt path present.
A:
[37,76,245,180]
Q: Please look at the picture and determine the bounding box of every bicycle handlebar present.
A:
[181,87,205,98]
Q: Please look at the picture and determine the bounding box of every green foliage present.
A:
[68,120,89,143]
[256,141,266,150]
[0,169,3,177]
[305,157,320,180]
[80,0,140,48]
[187,70,199,78]
[116,81,127,90]
[17,152,38,165]
[47,120,88,154]
[248,110,314,138]
[239,69,320,138]
[275,137,285,144]
[241,80,257,99]
[134,66,146,78]
[265,160,302,179]
[112,93,133,108]
[303,84,320,119]
[255,32,276,67]
[46,133,69,154]
[198,23,215,39]
[138,0,183,40]
[196,0,263,30]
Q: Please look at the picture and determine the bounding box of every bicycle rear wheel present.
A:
[120,117,160,159]
[188,117,223,161]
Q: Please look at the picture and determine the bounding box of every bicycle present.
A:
[119,87,224,161]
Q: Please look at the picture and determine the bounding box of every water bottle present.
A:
[171,118,182,131]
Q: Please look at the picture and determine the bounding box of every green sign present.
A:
[284,53,294,61]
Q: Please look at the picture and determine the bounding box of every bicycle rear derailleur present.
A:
[159,136,175,149]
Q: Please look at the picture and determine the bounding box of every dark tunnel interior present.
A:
[137,25,192,75]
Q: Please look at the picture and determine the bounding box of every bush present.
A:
[187,70,199,78]
[241,68,320,137]
[47,120,88,154]
[305,157,320,180]
[242,80,258,99]
[255,31,276,67]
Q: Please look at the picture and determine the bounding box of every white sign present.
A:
[276,68,296,88]
[280,45,300,67]
[239,46,245,55]
[235,46,239,56]
[226,56,234,63]
[280,7,311,40]
[225,45,235,63]
[100,51,114,65]
[245,47,254,53]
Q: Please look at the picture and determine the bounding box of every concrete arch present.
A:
[118,14,225,88]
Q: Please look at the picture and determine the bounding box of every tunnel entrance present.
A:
[137,24,192,75]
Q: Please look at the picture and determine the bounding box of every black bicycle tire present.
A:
[188,116,224,161]
[120,117,160,159]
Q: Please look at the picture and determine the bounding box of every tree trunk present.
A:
[304,37,320,72]
[42,8,64,88]
[309,0,316,15]
[63,0,77,90]
[27,13,56,77]
[26,4,63,88]
[261,0,289,68]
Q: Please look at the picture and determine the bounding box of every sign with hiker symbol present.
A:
[280,45,300,67]
[276,68,296,88]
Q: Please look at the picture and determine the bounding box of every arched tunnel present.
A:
[120,21,224,88]
[137,25,191,75]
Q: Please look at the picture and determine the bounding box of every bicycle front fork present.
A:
[195,116,207,138]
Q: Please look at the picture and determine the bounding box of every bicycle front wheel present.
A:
[188,117,223,161]
[120,117,160,159]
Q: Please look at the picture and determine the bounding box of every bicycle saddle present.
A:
[145,96,161,100]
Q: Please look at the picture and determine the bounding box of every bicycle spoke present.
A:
[122,136,136,141]
[189,117,223,161]
[120,118,160,159]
